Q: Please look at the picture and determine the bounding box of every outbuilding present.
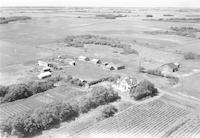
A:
[78,56,90,61]
[37,71,51,79]
[105,64,115,70]
[64,58,76,66]
[69,61,76,66]
[106,62,125,70]
[113,64,125,70]
[38,60,49,67]
[91,58,101,64]
[160,62,180,73]
[42,66,51,72]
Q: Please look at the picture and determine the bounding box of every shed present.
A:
[37,72,51,79]
[91,59,101,64]
[38,60,49,67]
[113,64,125,70]
[107,62,125,70]
[105,64,115,70]
[103,62,109,66]
[64,58,76,66]
[78,56,90,61]
[69,61,76,66]
[42,66,51,72]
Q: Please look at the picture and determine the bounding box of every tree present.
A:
[130,80,158,100]
[0,85,9,97]
[101,105,118,118]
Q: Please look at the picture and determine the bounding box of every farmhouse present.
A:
[113,76,137,92]
[37,71,51,79]
[38,60,49,67]
[91,58,101,64]
[78,56,90,61]
[160,62,180,73]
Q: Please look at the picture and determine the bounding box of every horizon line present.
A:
[0,6,200,8]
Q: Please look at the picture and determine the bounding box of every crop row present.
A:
[170,115,200,138]
[73,99,189,138]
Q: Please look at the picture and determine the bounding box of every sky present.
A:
[0,0,200,7]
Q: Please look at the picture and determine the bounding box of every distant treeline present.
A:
[145,26,200,39]
[96,14,126,19]
[0,16,31,24]
[64,35,138,54]
[64,35,130,48]
[163,14,174,17]
[144,18,200,23]
[0,86,120,137]
[184,52,200,60]
[170,26,200,33]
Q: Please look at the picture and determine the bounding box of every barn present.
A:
[160,62,180,73]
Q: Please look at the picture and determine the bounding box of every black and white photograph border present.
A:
[0,0,200,138]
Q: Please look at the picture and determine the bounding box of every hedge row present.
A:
[0,76,62,103]
[0,16,31,24]
[88,75,120,86]
[96,14,126,19]
[63,75,86,87]
[139,67,179,83]
[0,86,120,137]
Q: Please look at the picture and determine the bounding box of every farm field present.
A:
[71,94,200,138]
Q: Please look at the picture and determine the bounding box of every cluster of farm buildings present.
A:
[37,55,125,79]
[36,54,181,93]
[35,55,140,92]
